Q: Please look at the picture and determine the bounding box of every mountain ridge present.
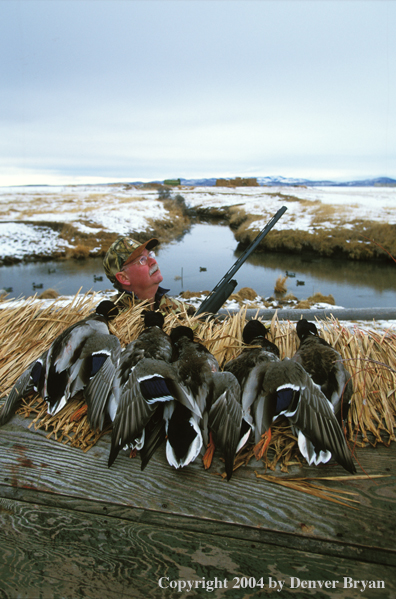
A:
[178,176,396,187]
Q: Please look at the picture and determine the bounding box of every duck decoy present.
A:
[224,320,356,473]
[199,267,207,272]
[107,313,200,468]
[32,283,43,290]
[93,275,103,282]
[48,268,56,274]
[296,280,305,286]
[292,319,353,425]
[285,271,296,278]
[0,300,119,426]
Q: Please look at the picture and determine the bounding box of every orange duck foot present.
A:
[254,429,272,460]
[129,448,138,459]
[70,403,88,422]
[202,431,216,470]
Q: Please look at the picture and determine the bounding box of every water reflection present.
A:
[0,258,107,299]
[0,223,395,308]
[239,250,396,293]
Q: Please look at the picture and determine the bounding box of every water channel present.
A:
[1,223,395,308]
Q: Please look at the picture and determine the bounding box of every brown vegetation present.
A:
[216,177,259,187]
[38,288,60,299]
[233,219,396,262]
[307,292,335,305]
[274,276,288,294]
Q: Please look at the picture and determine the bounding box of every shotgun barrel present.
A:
[195,205,287,316]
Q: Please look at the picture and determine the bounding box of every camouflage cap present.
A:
[103,237,159,286]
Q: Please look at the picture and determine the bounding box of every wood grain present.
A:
[1,497,395,599]
[1,415,396,598]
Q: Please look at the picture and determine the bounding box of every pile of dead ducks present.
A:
[0,300,356,480]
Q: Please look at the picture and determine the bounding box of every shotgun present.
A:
[195,205,287,316]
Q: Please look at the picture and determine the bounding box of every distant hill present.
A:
[176,176,396,187]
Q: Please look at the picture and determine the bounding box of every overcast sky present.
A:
[1,0,395,186]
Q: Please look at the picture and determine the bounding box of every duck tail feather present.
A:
[0,369,34,425]
[108,443,120,468]
[140,411,166,471]
[84,357,116,430]
[166,407,202,468]
[236,419,252,453]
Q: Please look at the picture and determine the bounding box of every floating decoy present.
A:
[285,271,296,278]
[32,283,43,290]
[296,280,305,286]
[48,268,56,274]
[107,313,200,468]
[0,301,119,426]
[292,319,353,424]
[4,287,13,293]
[93,275,103,282]
[199,267,207,272]
[224,320,356,473]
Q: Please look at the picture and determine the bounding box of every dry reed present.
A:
[274,276,288,294]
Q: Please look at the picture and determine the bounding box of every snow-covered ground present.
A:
[179,186,396,232]
[0,184,164,261]
[0,184,395,262]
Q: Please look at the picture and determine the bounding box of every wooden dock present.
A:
[1,414,395,598]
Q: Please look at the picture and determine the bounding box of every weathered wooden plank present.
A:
[0,496,394,599]
[0,482,394,570]
[1,416,395,555]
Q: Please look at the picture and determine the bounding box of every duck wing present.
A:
[0,350,47,426]
[108,358,199,467]
[225,349,279,413]
[261,359,356,473]
[292,336,353,422]
[209,371,245,480]
[139,404,166,471]
[108,367,154,467]
[82,334,122,430]
[172,344,214,418]
[43,319,110,415]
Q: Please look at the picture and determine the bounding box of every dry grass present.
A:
[227,201,396,261]
[274,276,288,294]
[307,292,335,305]
[38,288,60,299]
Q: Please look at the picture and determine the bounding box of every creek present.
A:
[1,223,395,308]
